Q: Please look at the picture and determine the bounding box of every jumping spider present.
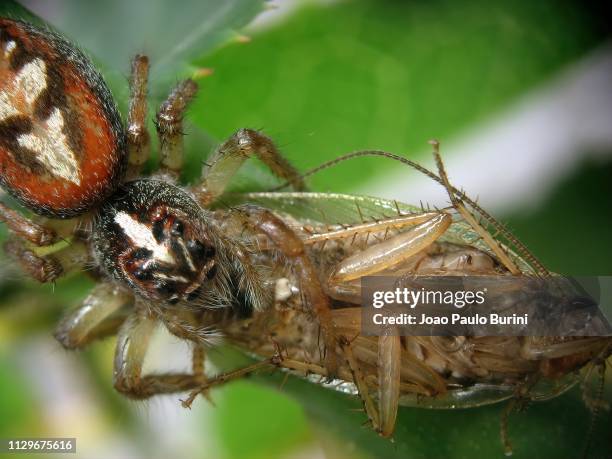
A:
[0,17,311,399]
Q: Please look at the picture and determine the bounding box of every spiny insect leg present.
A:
[377,334,401,438]
[196,129,305,205]
[302,211,441,245]
[430,140,521,274]
[55,283,133,349]
[329,212,451,282]
[126,55,151,178]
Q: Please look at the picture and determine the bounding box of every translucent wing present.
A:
[222,191,536,274]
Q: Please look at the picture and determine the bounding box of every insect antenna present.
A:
[271,147,550,276]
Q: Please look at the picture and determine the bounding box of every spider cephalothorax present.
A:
[92,179,267,312]
[94,180,219,304]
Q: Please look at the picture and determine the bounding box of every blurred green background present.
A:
[1,1,611,458]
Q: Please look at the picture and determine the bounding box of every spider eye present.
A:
[152,220,165,242]
[133,267,153,281]
[132,248,152,260]
[187,240,215,261]
[171,220,184,237]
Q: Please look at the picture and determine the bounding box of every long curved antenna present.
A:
[431,140,520,274]
[271,148,550,276]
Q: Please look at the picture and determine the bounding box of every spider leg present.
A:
[3,238,88,283]
[181,357,278,409]
[195,128,306,205]
[126,55,151,179]
[155,79,198,180]
[114,304,279,402]
[55,283,133,349]
[0,202,57,246]
[240,205,338,375]
[112,307,205,399]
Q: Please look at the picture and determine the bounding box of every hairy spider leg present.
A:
[0,201,56,245]
[4,237,88,283]
[113,305,210,399]
[55,283,133,349]
[126,55,151,179]
[155,79,198,179]
[239,205,338,375]
[195,128,306,205]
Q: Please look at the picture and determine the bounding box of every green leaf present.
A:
[191,0,607,192]
[0,353,41,437]
[22,0,266,99]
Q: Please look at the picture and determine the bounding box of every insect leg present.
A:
[54,283,133,349]
[126,55,151,178]
[339,336,381,432]
[522,337,610,361]
[0,202,57,246]
[431,141,521,274]
[302,211,442,245]
[581,361,608,459]
[195,129,306,205]
[325,213,450,437]
[329,212,452,282]
[500,398,517,456]
[181,358,279,409]
[155,79,198,179]
[3,238,87,283]
[378,334,401,437]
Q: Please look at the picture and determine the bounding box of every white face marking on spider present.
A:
[176,237,197,272]
[114,211,175,265]
[0,54,81,184]
[154,272,190,283]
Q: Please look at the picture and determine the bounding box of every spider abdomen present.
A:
[0,18,126,218]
